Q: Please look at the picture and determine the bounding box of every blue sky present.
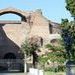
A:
[0,0,73,23]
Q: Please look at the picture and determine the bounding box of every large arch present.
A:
[0,7,27,22]
[3,53,16,59]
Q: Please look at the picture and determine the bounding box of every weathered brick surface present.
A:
[0,8,60,59]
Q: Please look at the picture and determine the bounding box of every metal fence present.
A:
[0,59,66,75]
[0,59,24,73]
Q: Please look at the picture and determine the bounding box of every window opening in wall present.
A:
[40,38,43,46]
[49,24,53,34]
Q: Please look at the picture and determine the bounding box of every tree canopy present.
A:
[66,0,75,19]
[60,0,75,61]
[61,19,75,60]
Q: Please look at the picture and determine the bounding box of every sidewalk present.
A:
[0,73,27,75]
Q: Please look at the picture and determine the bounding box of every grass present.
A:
[45,71,66,75]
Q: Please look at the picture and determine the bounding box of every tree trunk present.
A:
[33,51,38,68]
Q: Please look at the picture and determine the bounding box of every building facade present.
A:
[0,8,61,69]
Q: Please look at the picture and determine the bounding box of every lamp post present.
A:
[24,53,27,73]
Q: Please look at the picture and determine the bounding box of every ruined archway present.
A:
[0,8,27,21]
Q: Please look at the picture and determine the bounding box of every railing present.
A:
[0,59,24,73]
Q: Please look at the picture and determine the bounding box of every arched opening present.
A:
[50,39,58,43]
[4,53,16,59]
[50,39,60,46]
[0,13,21,21]
[0,8,27,22]
[3,53,24,72]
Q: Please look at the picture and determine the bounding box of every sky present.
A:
[0,0,73,23]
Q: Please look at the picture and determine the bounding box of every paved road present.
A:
[0,73,27,75]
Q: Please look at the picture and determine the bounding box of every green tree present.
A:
[21,40,39,68]
[39,39,66,64]
[66,0,75,19]
[61,19,75,60]
[38,40,66,72]
[45,40,66,64]
[60,0,75,61]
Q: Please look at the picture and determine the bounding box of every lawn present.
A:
[45,71,66,75]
